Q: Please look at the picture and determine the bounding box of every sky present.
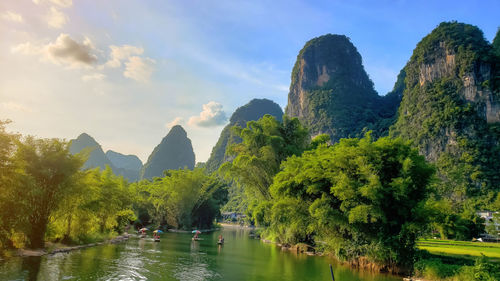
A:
[1,0,499,163]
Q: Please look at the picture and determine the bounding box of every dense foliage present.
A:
[220,115,309,201]
[219,114,435,270]
[267,135,434,268]
[0,123,136,250]
[205,98,283,173]
[131,168,227,230]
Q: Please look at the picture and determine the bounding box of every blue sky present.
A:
[1,0,499,162]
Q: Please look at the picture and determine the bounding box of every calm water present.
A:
[0,227,402,281]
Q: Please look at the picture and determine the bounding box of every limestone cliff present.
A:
[140,125,195,180]
[391,22,500,193]
[285,34,399,141]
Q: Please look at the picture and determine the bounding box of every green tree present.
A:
[141,168,227,230]
[15,137,83,248]
[0,120,22,249]
[220,115,309,201]
[270,134,434,268]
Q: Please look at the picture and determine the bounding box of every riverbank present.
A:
[10,233,132,258]
[261,236,404,275]
[258,232,500,279]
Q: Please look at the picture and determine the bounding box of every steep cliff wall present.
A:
[285,34,400,141]
[391,22,500,194]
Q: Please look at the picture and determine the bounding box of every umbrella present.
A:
[140,228,148,231]
[153,230,163,234]
[192,230,201,234]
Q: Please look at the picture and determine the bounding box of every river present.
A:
[0,227,402,281]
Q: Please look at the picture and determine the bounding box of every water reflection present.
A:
[21,256,41,281]
[0,229,402,281]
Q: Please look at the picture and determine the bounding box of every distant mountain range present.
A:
[69,21,500,195]
[69,125,198,181]
[69,133,143,182]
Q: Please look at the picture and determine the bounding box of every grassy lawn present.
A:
[417,239,500,259]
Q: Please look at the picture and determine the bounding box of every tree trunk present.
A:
[63,213,72,243]
[29,219,47,249]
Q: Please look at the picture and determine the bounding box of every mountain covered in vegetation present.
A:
[285,34,400,141]
[391,22,500,198]
[69,133,142,182]
[205,98,283,172]
[106,150,143,182]
[140,125,195,180]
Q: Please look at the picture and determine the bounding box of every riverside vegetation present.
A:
[1,21,500,281]
[0,120,227,252]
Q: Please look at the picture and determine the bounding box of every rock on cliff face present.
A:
[141,125,195,180]
[285,34,398,141]
[106,150,143,182]
[205,98,283,173]
[391,22,500,192]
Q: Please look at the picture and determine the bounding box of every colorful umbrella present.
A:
[192,230,201,234]
[153,230,163,234]
[140,228,148,231]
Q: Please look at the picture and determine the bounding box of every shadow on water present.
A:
[21,256,41,281]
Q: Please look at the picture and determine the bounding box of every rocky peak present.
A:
[405,22,499,124]
[140,125,195,180]
[391,21,500,192]
[286,34,391,141]
[69,133,114,170]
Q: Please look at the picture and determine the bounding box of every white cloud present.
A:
[123,56,155,82]
[12,34,98,68]
[0,102,33,113]
[33,0,73,8]
[82,73,106,82]
[166,117,184,128]
[105,45,144,68]
[1,11,24,23]
[188,101,227,127]
[47,7,68,28]
[11,42,40,55]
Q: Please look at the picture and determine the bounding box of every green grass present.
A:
[417,239,500,259]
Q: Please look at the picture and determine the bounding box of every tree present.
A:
[220,115,309,201]
[269,134,434,268]
[142,168,227,230]
[0,120,21,249]
[16,137,82,248]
